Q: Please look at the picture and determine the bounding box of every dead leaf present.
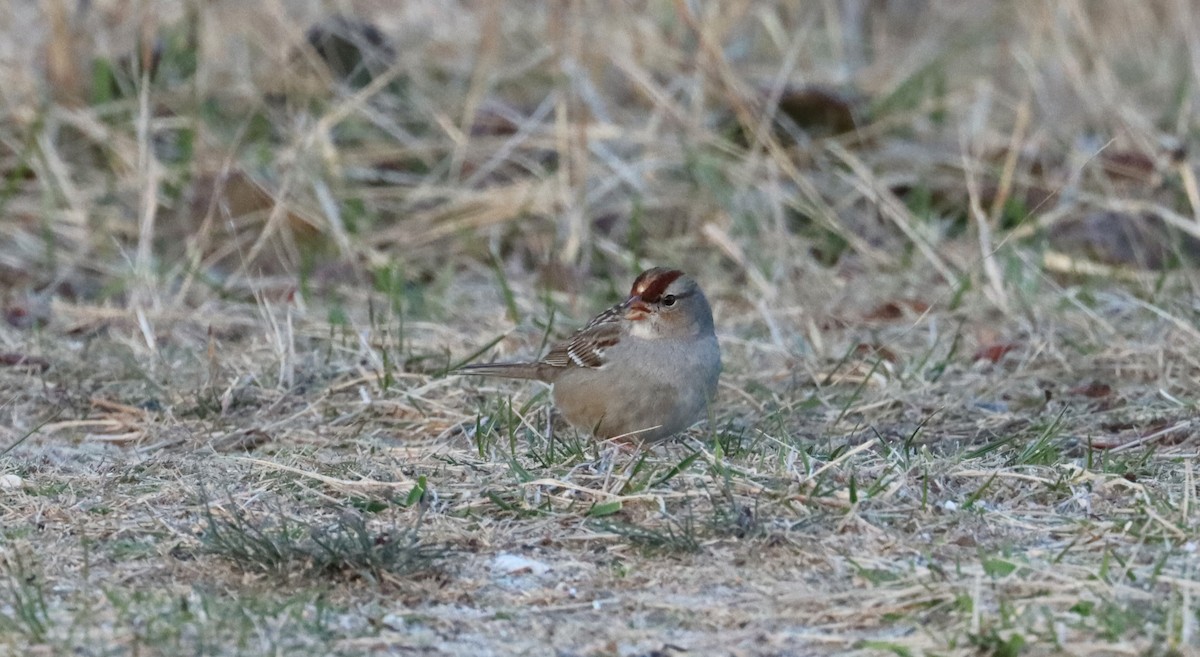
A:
[1048,211,1200,270]
[853,343,899,363]
[1099,149,1160,186]
[304,16,395,87]
[973,343,1019,364]
[774,85,861,137]
[4,298,51,329]
[863,299,930,322]
[0,353,50,371]
[1068,381,1113,398]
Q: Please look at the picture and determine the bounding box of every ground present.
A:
[1,1,1199,656]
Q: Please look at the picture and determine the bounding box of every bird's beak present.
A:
[624,296,651,321]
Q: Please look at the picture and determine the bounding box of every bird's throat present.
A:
[627,318,658,339]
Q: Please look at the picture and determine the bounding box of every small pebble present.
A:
[0,474,25,490]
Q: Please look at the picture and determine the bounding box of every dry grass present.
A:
[2,1,1200,655]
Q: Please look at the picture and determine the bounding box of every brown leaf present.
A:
[1099,150,1160,186]
[774,86,860,137]
[305,16,395,86]
[4,299,51,329]
[865,301,904,321]
[853,343,899,363]
[973,343,1019,364]
[470,100,528,137]
[0,353,50,371]
[722,85,863,147]
[1068,381,1113,398]
[863,299,930,322]
[1048,211,1200,270]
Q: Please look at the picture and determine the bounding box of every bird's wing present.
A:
[540,303,624,369]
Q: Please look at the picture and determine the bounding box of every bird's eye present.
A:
[661,295,677,307]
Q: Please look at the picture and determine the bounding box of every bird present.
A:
[459,267,721,443]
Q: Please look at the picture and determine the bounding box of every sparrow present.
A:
[460,267,721,443]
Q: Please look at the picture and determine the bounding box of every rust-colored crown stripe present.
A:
[629,268,684,302]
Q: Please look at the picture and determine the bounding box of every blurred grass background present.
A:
[4,0,1197,310]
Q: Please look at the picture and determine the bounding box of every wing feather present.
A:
[539,302,624,370]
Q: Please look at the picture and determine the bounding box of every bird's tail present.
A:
[456,362,545,380]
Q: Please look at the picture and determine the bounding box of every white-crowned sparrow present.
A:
[460,267,721,442]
